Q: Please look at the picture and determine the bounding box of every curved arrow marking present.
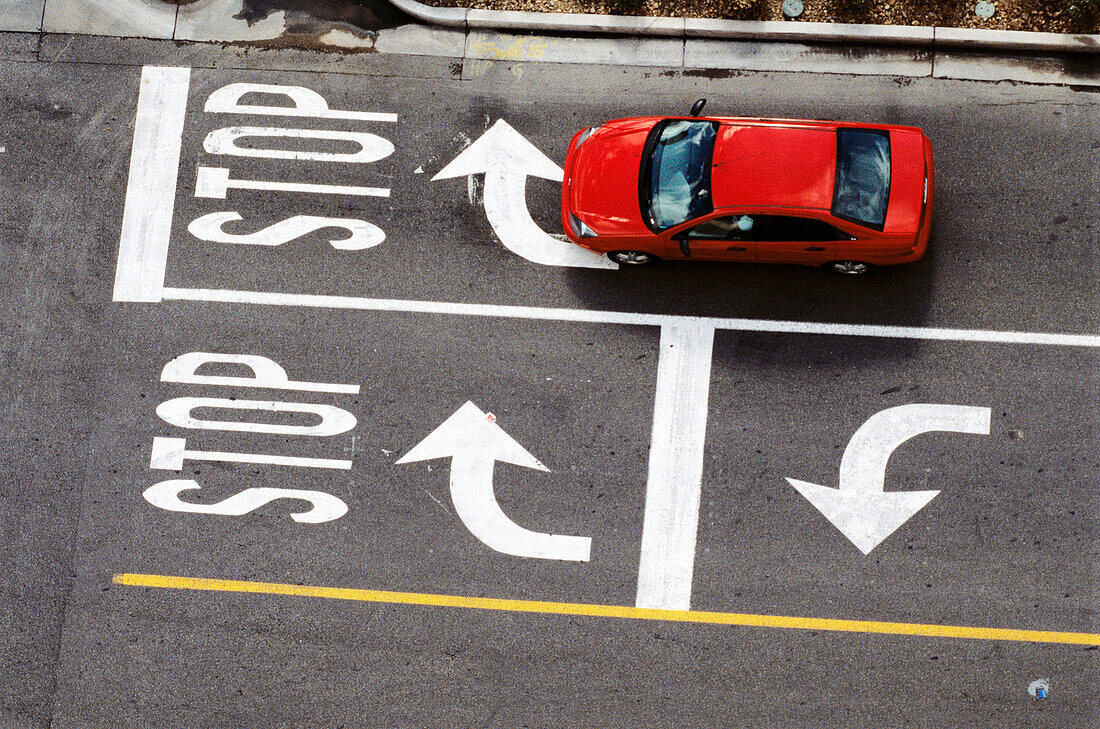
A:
[787,404,991,554]
[432,120,617,270]
[397,401,591,561]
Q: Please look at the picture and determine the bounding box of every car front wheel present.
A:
[829,260,871,275]
[609,250,656,266]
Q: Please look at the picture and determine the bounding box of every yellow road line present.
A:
[113,573,1099,646]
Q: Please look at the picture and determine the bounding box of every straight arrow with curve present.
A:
[432,119,617,270]
[396,401,592,562]
[786,403,991,554]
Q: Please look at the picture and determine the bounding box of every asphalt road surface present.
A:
[0,32,1096,728]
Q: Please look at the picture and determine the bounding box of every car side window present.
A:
[685,215,755,241]
[755,216,852,241]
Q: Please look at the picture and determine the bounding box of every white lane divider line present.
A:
[635,321,715,611]
[114,66,191,303]
[159,288,1100,349]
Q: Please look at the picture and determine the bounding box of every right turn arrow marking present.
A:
[786,403,991,554]
[432,119,617,270]
[397,401,591,562]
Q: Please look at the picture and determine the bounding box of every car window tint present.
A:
[644,120,717,230]
[755,216,850,241]
[694,215,849,242]
[833,129,891,229]
[686,216,746,240]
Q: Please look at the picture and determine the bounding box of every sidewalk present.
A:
[0,0,1097,87]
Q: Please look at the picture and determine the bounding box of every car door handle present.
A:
[726,246,748,252]
[804,246,826,251]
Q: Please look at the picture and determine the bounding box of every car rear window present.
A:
[640,120,718,231]
[832,128,891,229]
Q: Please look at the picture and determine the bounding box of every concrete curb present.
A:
[386,0,1100,55]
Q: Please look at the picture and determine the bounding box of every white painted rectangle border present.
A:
[114,66,191,303]
[158,285,1100,612]
[635,322,716,610]
[161,288,1100,349]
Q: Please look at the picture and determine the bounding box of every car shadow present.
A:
[564,235,938,365]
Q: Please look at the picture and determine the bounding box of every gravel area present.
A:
[416,0,1099,33]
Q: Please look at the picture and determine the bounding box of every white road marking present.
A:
[204,82,398,123]
[114,66,191,303]
[787,404,991,554]
[635,321,715,610]
[150,436,352,471]
[188,212,386,250]
[204,126,395,164]
[143,479,348,523]
[433,120,616,269]
[397,401,591,562]
[156,397,357,436]
[195,167,390,199]
[161,352,361,393]
[159,288,1100,349]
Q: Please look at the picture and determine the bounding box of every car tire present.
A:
[609,250,656,266]
[828,260,872,275]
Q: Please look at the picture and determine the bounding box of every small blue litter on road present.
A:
[1027,679,1050,698]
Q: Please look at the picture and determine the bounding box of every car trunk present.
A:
[883,129,927,234]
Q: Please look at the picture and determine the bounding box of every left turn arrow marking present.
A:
[787,403,991,554]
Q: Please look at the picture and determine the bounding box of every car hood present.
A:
[565,118,656,237]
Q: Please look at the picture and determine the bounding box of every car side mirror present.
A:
[689,99,707,117]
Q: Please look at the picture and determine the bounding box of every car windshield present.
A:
[833,128,891,229]
[641,120,718,231]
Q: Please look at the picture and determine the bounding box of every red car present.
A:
[561,100,933,275]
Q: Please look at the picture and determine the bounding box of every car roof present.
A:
[710,122,837,211]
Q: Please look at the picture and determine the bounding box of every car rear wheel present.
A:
[609,250,656,266]
[829,260,872,275]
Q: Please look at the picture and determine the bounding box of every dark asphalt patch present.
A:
[236,0,414,33]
